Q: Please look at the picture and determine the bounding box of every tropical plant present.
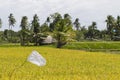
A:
[74,18,80,30]
[115,16,120,36]
[31,14,41,45]
[8,13,16,30]
[105,15,115,40]
[87,22,98,39]
[50,13,73,48]
[8,13,16,41]
[20,16,31,46]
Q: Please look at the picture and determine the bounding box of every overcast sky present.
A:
[0,0,120,31]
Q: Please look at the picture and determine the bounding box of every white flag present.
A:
[27,50,46,66]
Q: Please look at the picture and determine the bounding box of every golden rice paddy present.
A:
[0,46,120,80]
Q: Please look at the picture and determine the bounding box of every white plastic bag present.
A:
[27,50,46,66]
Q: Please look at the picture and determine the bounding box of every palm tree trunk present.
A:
[11,26,12,41]
[56,34,62,48]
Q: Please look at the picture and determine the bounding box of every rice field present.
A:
[0,46,120,80]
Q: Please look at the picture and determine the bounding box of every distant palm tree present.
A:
[105,15,115,40]
[46,17,50,25]
[20,16,29,46]
[8,13,16,41]
[64,14,71,19]
[8,13,16,30]
[115,16,120,36]
[91,22,97,29]
[45,17,51,31]
[20,16,28,30]
[74,18,80,30]
[49,13,62,32]
[88,22,97,39]
[31,14,40,45]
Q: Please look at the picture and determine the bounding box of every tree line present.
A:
[0,13,120,48]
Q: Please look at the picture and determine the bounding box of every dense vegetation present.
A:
[0,13,120,48]
[0,46,120,80]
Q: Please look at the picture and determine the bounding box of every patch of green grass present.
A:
[0,46,120,80]
[63,42,120,52]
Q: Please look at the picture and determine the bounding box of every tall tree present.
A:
[8,13,16,41]
[20,16,28,30]
[49,13,62,32]
[87,22,97,39]
[20,16,29,46]
[46,17,50,26]
[74,18,80,30]
[115,16,120,36]
[8,13,16,30]
[50,13,73,48]
[31,14,40,45]
[105,15,115,40]
[44,17,51,32]
[64,14,72,26]
[74,18,82,41]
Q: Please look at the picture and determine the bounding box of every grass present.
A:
[0,46,120,80]
[63,42,120,52]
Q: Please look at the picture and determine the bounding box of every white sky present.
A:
[0,0,120,31]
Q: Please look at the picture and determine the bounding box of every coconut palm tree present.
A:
[50,13,72,48]
[74,18,80,30]
[46,17,50,26]
[20,16,29,46]
[105,15,115,40]
[31,14,40,45]
[8,13,16,41]
[115,16,120,36]
[87,22,97,39]
[8,13,16,30]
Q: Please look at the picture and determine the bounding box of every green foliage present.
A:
[3,29,8,39]
[75,30,83,41]
[74,18,80,30]
[20,16,31,46]
[20,16,28,30]
[31,14,41,45]
[49,13,73,48]
[2,30,20,43]
[8,13,16,29]
[2,13,120,46]
[8,13,16,42]
[31,14,40,34]
[40,23,49,32]
[87,22,97,39]
[105,15,115,40]
[74,26,88,41]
